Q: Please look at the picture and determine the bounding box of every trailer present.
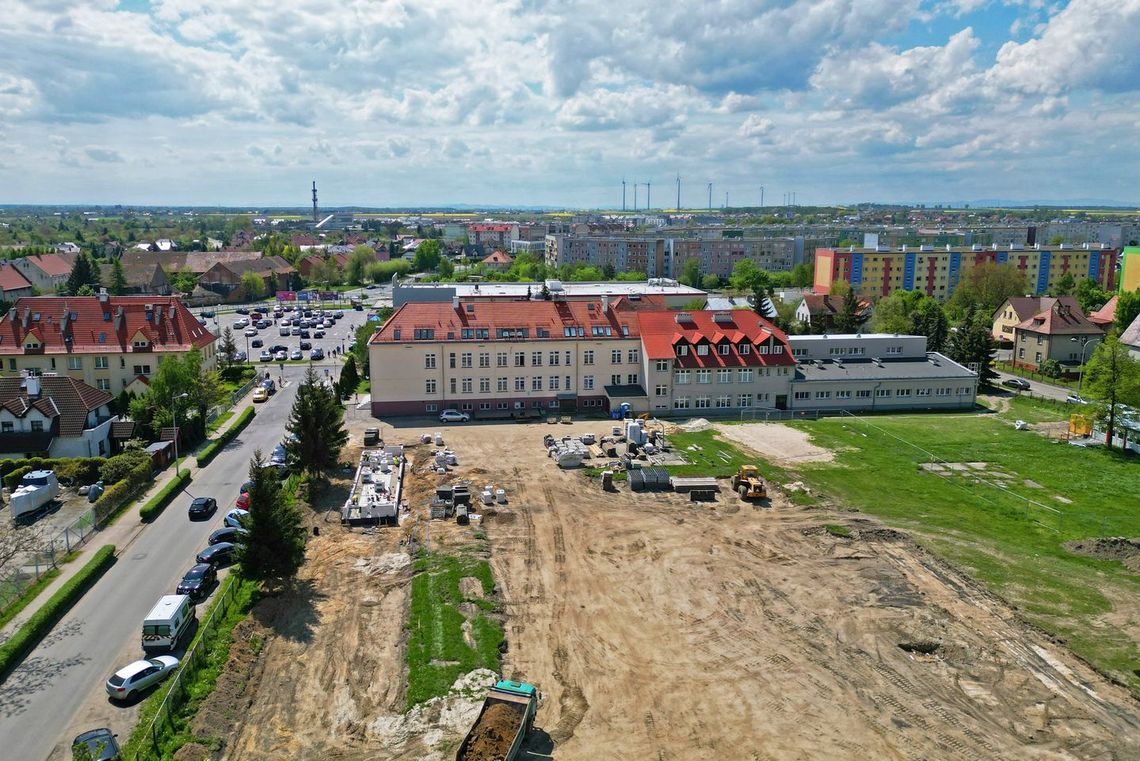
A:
[455,680,539,761]
[9,470,60,521]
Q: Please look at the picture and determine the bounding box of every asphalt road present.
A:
[991,368,1082,403]
[0,366,307,761]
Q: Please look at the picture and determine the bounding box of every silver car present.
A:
[106,656,179,701]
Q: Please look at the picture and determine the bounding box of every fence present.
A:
[132,575,242,760]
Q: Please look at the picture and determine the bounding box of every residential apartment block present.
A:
[1008,297,1103,374]
[814,244,1118,301]
[0,294,217,396]
[13,254,74,292]
[544,235,798,279]
[368,297,977,418]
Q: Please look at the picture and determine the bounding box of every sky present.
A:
[2,0,1140,209]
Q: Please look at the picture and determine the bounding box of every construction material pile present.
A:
[462,703,519,761]
[547,436,588,468]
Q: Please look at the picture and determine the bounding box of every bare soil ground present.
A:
[214,419,1140,760]
[715,421,836,465]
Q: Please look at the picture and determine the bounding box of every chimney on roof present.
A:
[22,307,30,328]
[601,295,610,314]
[6,307,13,321]
[24,374,40,399]
[98,288,109,304]
[452,295,460,311]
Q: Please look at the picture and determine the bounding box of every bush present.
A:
[99,450,151,485]
[197,406,255,467]
[2,457,105,489]
[93,459,153,524]
[0,545,116,681]
[139,470,192,523]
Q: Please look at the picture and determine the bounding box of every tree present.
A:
[337,354,361,400]
[1076,277,1111,314]
[1053,272,1076,297]
[234,451,306,586]
[872,290,925,334]
[789,262,814,288]
[168,267,198,294]
[66,252,99,294]
[912,299,950,352]
[946,307,998,386]
[128,348,224,441]
[218,327,237,371]
[834,288,861,333]
[412,240,442,272]
[678,258,701,287]
[1114,289,1140,333]
[701,273,721,290]
[109,257,128,295]
[346,245,374,285]
[729,259,765,293]
[285,367,348,480]
[437,257,455,278]
[239,270,265,301]
[947,263,1027,320]
[1083,331,1140,449]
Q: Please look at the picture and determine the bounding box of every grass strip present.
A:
[206,411,234,434]
[0,568,61,630]
[197,406,255,467]
[139,470,192,523]
[0,545,116,680]
[406,553,502,709]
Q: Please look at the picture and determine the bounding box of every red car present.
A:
[235,492,250,510]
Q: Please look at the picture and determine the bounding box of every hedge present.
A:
[197,406,255,467]
[0,544,117,681]
[139,469,192,523]
[2,457,105,489]
[92,459,153,526]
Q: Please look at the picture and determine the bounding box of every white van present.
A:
[141,595,196,653]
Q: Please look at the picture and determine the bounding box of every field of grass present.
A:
[986,394,1077,424]
[785,413,1140,693]
[405,553,502,709]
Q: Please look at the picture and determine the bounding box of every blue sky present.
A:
[1,0,1139,208]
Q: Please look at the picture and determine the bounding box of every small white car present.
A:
[289,349,303,360]
[274,350,288,361]
[106,656,179,701]
[233,318,248,329]
[439,409,470,423]
[224,508,250,528]
[243,327,258,337]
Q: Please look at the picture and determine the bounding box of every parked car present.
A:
[279,327,290,336]
[201,310,215,318]
[289,349,303,360]
[259,350,273,362]
[233,351,248,362]
[1002,377,1031,391]
[299,341,312,350]
[209,526,248,545]
[187,496,217,520]
[299,329,311,339]
[243,327,258,337]
[233,317,248,328]
[105,656,179,701]
[439,409,470,423]
[1065,394,1087,404]
[235,307,250,315]
[270,344,288,354]
[196,542,235,566]
[251,338,263,348]
[274,350,288,361]
[257,319,272,329]
[310,348,325,360]
[252,387,268,403]
[270,444,288,466]
[176,563,217,600]
[313,329,325,339]
[235,491,250,510]
[72,728,121,760]
[224,508,249,528]
[240,479,253,493]
[291,327,302,336]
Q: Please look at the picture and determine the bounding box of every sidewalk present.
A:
[0,399,255,642]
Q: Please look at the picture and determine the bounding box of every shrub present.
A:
[0,545,116,681]
[99,450,152,485]
[2,457,106,489]
[197,407,255,467]
[93,459,153,524]
[139,470,192,523]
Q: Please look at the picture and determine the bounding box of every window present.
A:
[133,365,151,375]
[133,339,148,349]
[738,393,752,407]
[876,388,891,397]
[7,359,14,371]
[740,343,751,355]
[836,390,851,399]
[425,379,437,394]
[449,353,456,369]
[655,384,668,396]
[462,378,472,393]
[627,349,639,363]
[565,375,571,390]
[957,386,972,395]
[413,328,435,340]
[583,375,594,391]
[611,350,622,364]
[626,373,638,384]
[674,396,689,409]
[532,351,543,366]
[814,390,830,399]
[497,352,508,367]
[583,350,595,365]
[461,352,472,369]
[856,389,872,398]
[550,376,560,390]
[1018,347,1025,359]
[696,344,709,356]
[515,352,525,367]
[565,351,572,366]
[694,396,710,408]
[425,353,436,369]
[716,369,732,384]
[68,357,82,370]
[497,402,508,410]
[792,347,807,357]
[1035,352,1042,363]
[696,369,711,384]
[716,395,732,408]
[1,422,11,433]
[479,352,490,368]
[773,346,783,354]
[426,403,438,412]
[794,391,810,400]
[549,351,560,366]
[479,378,490,393]
[480,402,491,411]
[675,369,690,384]
[515,377,526,391]
[759,345,770,355]
[738,369,753,383]
[1036,336,1043,346]
[718,343,730,355]
[31,420,43,432]
[497,377,508,392]
[886,345,903,355]
[97,378,111,391]
[532,376,542,391]
[676,344,688,357]
[916,388,931,396]
[936,387,950,396]
[449,378,456,393]
[611,374,622,386]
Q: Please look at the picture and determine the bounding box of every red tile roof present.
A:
[637,310,795,367]
[0,375,112,437]
[469,224,513,233]
[22,254,73,277]
[800,293,872,317]
[0,263,32,293]
[1015,297,1103,336]
[481,250,513,265]
[371,299,640,344]
[0,296,215,355]
[1088,295,1117,327]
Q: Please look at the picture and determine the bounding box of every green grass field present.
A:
[783,413,1140,693]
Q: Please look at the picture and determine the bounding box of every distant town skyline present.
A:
[2,1,1138,209]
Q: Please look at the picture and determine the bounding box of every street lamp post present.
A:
[1071,336,1102,399]
[172,392,189,476]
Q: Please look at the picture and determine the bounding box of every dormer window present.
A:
[740,344,751,355]
[696,344,709,356]
[718,344,730,355]
[133,339,149,349]
[24,338,40,349]
[676,344,688,357]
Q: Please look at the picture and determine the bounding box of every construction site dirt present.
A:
[209,420,1140,761]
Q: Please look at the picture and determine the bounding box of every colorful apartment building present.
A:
[1120,247,1140,293]
[814,244,1118,302]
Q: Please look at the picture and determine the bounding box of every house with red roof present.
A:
[0,262,34,300]
[0,294,217,396]
[480,250,513,271]
[0,373,115,459]
[1011,297,1103,374]
[13,254,73,292]
[1087,295,1117,328]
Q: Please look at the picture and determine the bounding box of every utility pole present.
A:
[676,174,681,210]
[760,185,764,208]
[633,182,638,211]
[646,181,651,211]
[622,178,626,211]
[311,181,318,223]
[725,191,729,209]
[707,182,712,211]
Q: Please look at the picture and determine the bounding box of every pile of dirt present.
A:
[680,417,712,432]
[462,702,522,761]
[1064,537,1140,572]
